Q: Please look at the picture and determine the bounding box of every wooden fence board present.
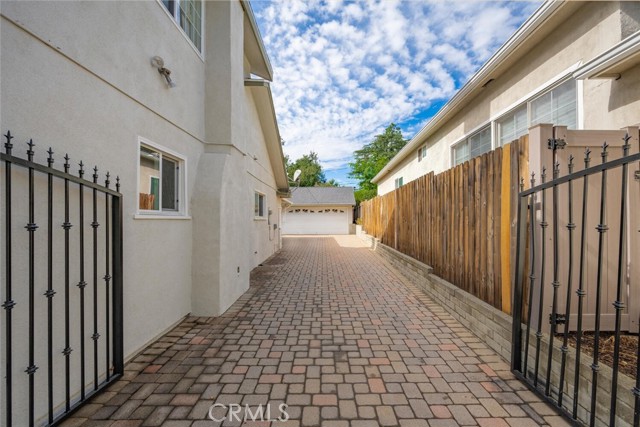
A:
[487,152,495,307]
[360,136,529,311]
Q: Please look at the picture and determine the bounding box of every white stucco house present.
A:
[282,187,356,235]
[1,1,288,423]
[373,1,640,194]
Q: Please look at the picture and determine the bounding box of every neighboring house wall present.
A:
[1,0,285,371]
[376,1,640,195]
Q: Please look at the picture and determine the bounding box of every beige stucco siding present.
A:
[1,11,202,360]
[1,0,286,376]
[377,2,639,195]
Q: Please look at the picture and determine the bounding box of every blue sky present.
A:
[251,0,541,186]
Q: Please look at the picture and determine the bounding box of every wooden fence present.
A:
[361,136,529,312]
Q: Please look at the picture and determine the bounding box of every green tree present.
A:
[349,123,408,201]
[286,151,336,187]
[316,178,340,187]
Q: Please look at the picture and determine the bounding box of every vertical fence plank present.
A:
[473,157,482,298]
[360,141,526,310]
[501,146,512,314]
[487,153,495,307]
[493,148,503,310]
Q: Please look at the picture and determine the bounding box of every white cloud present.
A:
[253,0,541,184]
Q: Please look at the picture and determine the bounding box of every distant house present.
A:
[1,1,288,423]
[282,187,356,235]
[373,1,640,194]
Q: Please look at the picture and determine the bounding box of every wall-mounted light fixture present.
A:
[151,56,176,88]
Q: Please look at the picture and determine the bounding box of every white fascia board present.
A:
[245,78,289,192]
[573,31,640,80]
[240,0,273,81]
[371,0,564,184]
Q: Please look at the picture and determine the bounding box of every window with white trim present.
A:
[417,146,427,162]
[530,79,577,129]
[394,177,404,189]
[452,125,491,166]
[138,144,183,214]
[497,105,528,146]
[496,79,577,147]
[161,0,203,52]
[254,192,266,219]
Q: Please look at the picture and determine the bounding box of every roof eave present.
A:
[240,0,273,81]
[573,31,640,80]
[371,0,565,184]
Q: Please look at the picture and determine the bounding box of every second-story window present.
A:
[162,0,202,52]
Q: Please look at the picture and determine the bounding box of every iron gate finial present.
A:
[568,155,574,173]
[601,142,609,162]
[26,139,35,162]
[4,131,14,154]
[622,133,631,156]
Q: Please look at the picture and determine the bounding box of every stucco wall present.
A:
[1,0,284,399]
[377,1,639,195]
[1,0,203,362]
[190,0,284,317]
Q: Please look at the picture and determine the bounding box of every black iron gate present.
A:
[1,131,123,426]
[511,133,640,426]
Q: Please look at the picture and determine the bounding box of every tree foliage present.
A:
[349,123,408,201]
[285,151,338,187]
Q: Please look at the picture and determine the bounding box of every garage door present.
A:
[282,207,349,235]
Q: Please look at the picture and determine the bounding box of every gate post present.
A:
[511,186,529,372]
[111,182,124,375]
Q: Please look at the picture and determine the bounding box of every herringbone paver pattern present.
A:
[63,236,566,427]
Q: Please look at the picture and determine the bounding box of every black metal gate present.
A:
[1,131,123,426]
[511,133,640,426]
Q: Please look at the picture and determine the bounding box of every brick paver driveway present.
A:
[65,236,566,427]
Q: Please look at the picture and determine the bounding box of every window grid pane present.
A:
[530,80,576,129]
[469,126,491,158]
[162,157,178,211]
[498,105,527,146]
[454,141,470,166]
[139,146,161,211]
[255,193,265,217]
[179,0,202,51]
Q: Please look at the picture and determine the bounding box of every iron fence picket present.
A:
[534,167,548,388]
[3,132,14,427]
[511,136,640,427]
[558,155,576,408]
[0,130,123,427]
[610,137,632,425]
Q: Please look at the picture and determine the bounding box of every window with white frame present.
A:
[394,177,404,189]
[254,192,266,218]
[497,105,528,146]
[530,79,577,129]
[417,146,427,162]
[139,143,183,214]
[161,0,203,52]
[496,79,577,148]
[453,125,491,166]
